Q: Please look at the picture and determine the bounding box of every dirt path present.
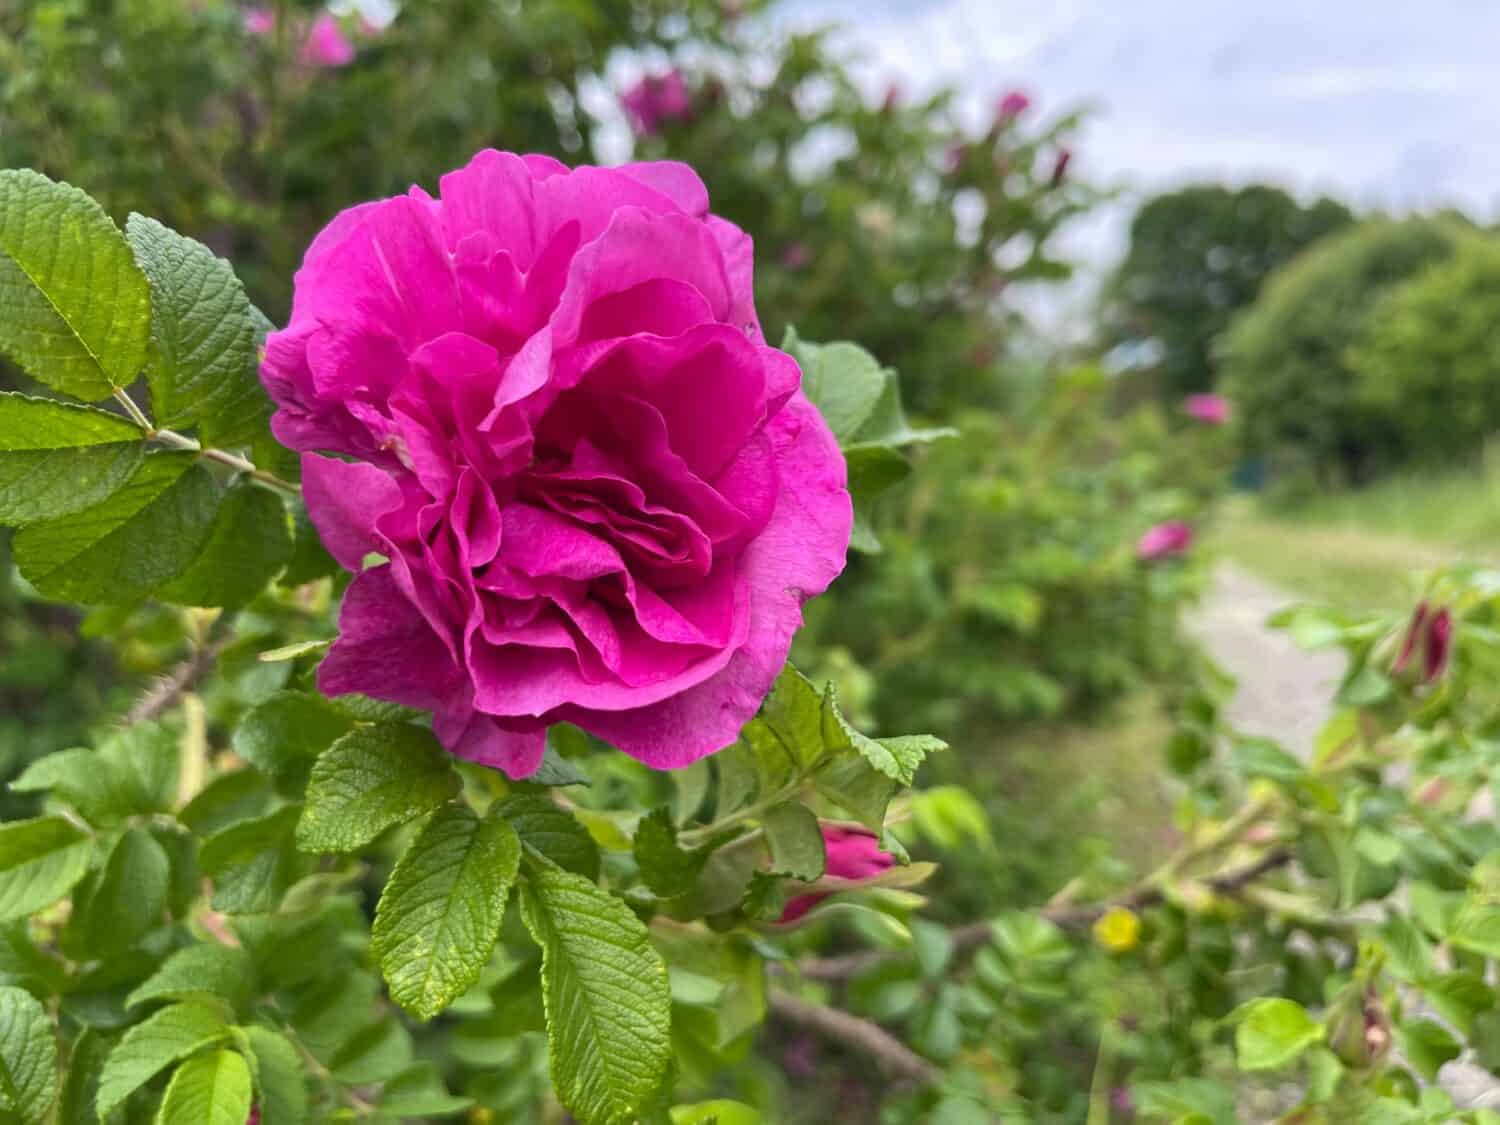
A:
[1187,564,1500,1109]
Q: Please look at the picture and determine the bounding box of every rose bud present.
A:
[1136,521,1193,562]
[1423,607,1453,683]
[621,71,693,137]
[1182,393,1231,425]
[779,826,894,923]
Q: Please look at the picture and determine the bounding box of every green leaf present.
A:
[372,803,521,1021]
[377,1062,473,1118]
[1450,905,1500,959]
[781,328,888,443]
[281,506,340,586]
[531,740,592,787]
[496,794,600,881]
[760,803,826,881]
[200,805,305,914]
[126,944,254,1016]
[843,442,911,500]
[812,753,899,832]
[13,721,178,826]
[1234,998,1324,1071]
[13,452,220,603]
[754,666,826,771]
[0,169,150,401]
[820,686,943,785]
[56,1026,110,1125]
[633,808,707,899]
[1397,1017,1461,1083]
[670,1101,762,1125]
[241,1026,308,1125]
[0,814,92,921]
[328,1017,412,1085]
[0,985,58,1122]
[0,392,144,525]
[296,723,460,853]
[178,769,271,837]
[96,1002,231,1118]
[156,482,291,610]
[72,826,169,953]
[520,862,672,1125]
[156,1048,252,1125]
[231,691,353,796]
[1422,971,1493,1038]
[1131,1078,1237,1125]
[125,215,266,446]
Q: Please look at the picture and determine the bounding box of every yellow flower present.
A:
[1092,906,1141,953]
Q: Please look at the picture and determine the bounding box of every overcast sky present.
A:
[780,0,1500,272]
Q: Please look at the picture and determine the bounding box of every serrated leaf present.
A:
[520,862,672,1125]
[72,826,169,953]
[55,1026,110,1125]
[377,1062,473,1118]
[200,805,305,914]
[156,1048,252,1125]
[156,481,291,609]
[296,723,459,853]
[781,328,887,443]
[496,794,600,880]
[125,214,266,446]
[242,1025,308,1125]
[13,721,178,829]
[531,741,592,787]
[812,753,898,832]
[0,169,150,401]
[1235,998,1324,1071]
[231,691,352,795]
[0,392,144,525]
[288,971,378,1062]
[126,944,254,1015]
[754,666,826,771]
[0,814,92,921]
[372,803,521,1021]
[0,984,57,1121]
[178,769,271,837]
[633,808,705,898]
[96,1002,231,1118]
[13,452,220,603]
[820,688,943,786]
[761,803,826,882]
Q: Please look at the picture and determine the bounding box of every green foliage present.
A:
[0,393,144,524]
[1102,183,1352,396]
[1223,217,1473,485]
[1348,235,1500,466]
[0,984,58,1121]
[156,1048,253,1125]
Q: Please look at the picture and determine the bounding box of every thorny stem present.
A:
[113,388,300,495]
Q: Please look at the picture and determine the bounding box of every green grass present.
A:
[1213,460,1500,610]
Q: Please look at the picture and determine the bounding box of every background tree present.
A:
[1101,184,1353,398]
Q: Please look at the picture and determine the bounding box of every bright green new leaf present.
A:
[520,862,672,1125]
[126,944,254,1015]
[96,1002,232,1118]
[1234,997,1324,1071]
[671,1101,762,1125]
[242,1026,309,1125]
[761,803,826,882]
[156,481,291,609]
[0,814,92,921]
[0,985,58,1122]
[72,826,169,953]
[633,808,706,898]
[753,666,826,771]
[0,393,144,525]
[296,723,460,853]
[13,452,220,603]
[156,1048,252,1125]
[373,803,521,1021]
[125,214,267,446]
[781,328,888,443]
[821,687,944,785]
[1396,1017,1461,1082]
[812,752,899,832]
[0,169,150,401]
[231,690,352,795]
[496,794,600,881]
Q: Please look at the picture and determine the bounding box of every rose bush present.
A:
[262,150,852,778]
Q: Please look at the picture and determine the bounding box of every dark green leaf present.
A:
[0,984,57,1122]
[231,691,352,795]
[633,808,705,899]
[0,393,144,525]
[126,944,254,1016]
[496,794,600,881]
[760,803,825,882]
[1396,1017,1461,1082]
[200,805,305,914]
[377,1062,473,1118]
[242,1026,308,1125]
[72,826,169,953]
[156,482,291,609]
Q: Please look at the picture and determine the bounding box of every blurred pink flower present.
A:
[1136,521,1193,561]
[779,825,894,923]
[1183,393,1231,425]
[881,82,903,112]
[247,1109,260,1125]
[1424,608,1453,683]
[621,71,693,137]
[780,242,809,270]
[244,6,275,35]
[996,89,1031,121]
[300,11,355,68]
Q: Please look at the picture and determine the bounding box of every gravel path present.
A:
[1186,564,1500,1109]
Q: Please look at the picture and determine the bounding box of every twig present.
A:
[126,640,226,725]
[767,990,940,1084]
[112,388,300,496]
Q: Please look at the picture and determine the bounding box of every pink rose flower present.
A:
[779,826,894,922]
[244,6,275,35]
[622,71,693,137]
[300,11,355,68]
[996,89,1031,121]
[261,151,853,778]
[1183,393,1231,425]
[1136,521,1193,561]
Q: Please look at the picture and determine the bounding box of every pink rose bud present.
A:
[1424,607,1453,683]
[260,152,853,778]
[1136,521,1193,562]
[881,82,903,112]
[244,6,275,35]
[1182,393,1231,425]
[779,826,894,922]
[1392,600,1430,677]
[621,70,693,137]
[996,89,1031,121]
[1051,147,1073,188]
[247,1109,260,1125]
[300,11,356,68]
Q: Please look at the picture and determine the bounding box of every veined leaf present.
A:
[0,985,58,1122]
[0,169,149,401]
[126,944,254,1016]
[155,1048,252,1125]
[231,690,352,795]
[495,794,599,880]
[0,393,144,525]
[71,826,169,953]
[241,1026,309,1125]
[761,803,826,882]
[156,481,291,610]
[0,815,92,921]
[96,1002,231,1118]
[372,803,521,1021]
[633,808,706,899]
